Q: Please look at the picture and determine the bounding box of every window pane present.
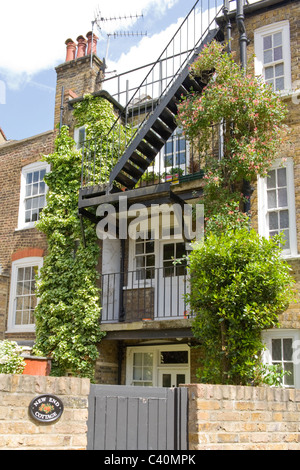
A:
[275,77,284,91]
[165,140,173,154]
[162,374,171,387]
[143,367,152,380]
[32,183,39,195]
[278,188,287,207]
[263,35,272,49]
[281,229,290,249]
[272,339,282,361]
[273,32,282,47]
[146,241,154,253]
[136,243,144,255]
[269,212,278,230]
[284,362,294,386]
[133,353,143,366]
[144,353,153,366]
[39,181,45,194]
[146,255,155,267]
[33,171,39,183]
[267,170,276,189]
[133,367,143,380]
[269,230,278,239]
[160,351,188,364]
[32,197,38,209]
[265,66,274,80]
[274,46,282,61]
[176,374,186,386]
[136,257,145,269]
[279,210,289,228]
[175,243,186,259]
[267,190,277,209]
[275,63,284,78]
[277,168,286,187]
[264,49,273,64]
[25,199,32,210]
[15,311,22,325]
[25,185,32,197]
[17,268,24,281]
[283,338,293,361]
[163,244,174,261]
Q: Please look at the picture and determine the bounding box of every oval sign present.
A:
[29,394,64,423]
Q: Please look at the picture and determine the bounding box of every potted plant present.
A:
[163,167,184,183]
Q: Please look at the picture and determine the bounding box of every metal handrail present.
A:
[81,0,224,188]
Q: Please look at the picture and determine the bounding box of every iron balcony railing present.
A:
[80,0,224,190]
[81,120,225,189]
[100,266,191,323]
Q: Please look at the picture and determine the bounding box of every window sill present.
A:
[15,224,37,232]
[6,327,35,334]
[281,253,300,261]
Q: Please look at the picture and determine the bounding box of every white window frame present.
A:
[17,161,50,230]
[254,20,292,95]
[127,222,186,288]
[262,329,300,389]
[257,158,297,258]
[74,126,86,149]
[153,129,190,178]
[126,343,190,387]
[7,256,43,333]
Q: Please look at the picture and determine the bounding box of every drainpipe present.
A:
[119,239,125,322]
[223,0,232,54]
[236,0,247,72]
[59,86,64,131]
[235,1,254,215]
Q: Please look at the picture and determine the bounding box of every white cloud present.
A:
[0,0,177,89]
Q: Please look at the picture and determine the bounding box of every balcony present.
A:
[100,266,190,324]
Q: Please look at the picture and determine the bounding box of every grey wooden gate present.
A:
[87,385,188,450]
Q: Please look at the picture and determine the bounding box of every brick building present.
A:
[0,0,299,387]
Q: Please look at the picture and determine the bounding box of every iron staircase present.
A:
[79,0,224,208]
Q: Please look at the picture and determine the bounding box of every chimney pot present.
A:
[65,39,76,62]
[76,35,87,58]
[86,31,99,55]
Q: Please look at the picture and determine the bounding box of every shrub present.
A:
[0,340,26,374]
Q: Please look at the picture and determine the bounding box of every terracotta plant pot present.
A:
[22,356,52,376]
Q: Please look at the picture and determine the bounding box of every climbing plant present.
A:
[177,40,289,232]
[33,95,123,379]
[73,93,131,186]
[177,41,295,385]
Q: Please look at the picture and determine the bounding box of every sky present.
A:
[0,0,235,141]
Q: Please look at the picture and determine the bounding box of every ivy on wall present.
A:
[33,95,122,379]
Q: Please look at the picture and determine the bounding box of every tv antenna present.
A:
[90,9,146,66]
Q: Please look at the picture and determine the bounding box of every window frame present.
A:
[7,256,43,333]
[262,329,300,389]
[126,344,190,387]
[74,126,86,150]
[254,20,292,95]
[257,158,297,258]
[17,161,50,230]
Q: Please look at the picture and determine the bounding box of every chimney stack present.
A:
[86,31,98,55]
[65,39,76,62]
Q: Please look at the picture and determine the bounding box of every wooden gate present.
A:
[87,385,188,450]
